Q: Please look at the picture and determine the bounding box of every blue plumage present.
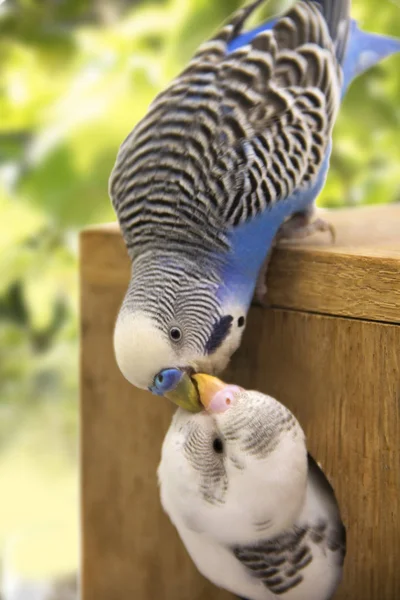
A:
[228,19,278,52]
[219,12,400,310]
[342,20,400,92]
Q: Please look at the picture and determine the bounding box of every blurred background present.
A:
[0,0,399,597]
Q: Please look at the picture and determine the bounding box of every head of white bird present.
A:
[113,306,247,411]
[158,377,308,545]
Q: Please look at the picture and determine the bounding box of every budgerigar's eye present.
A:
[169,326,182,342]
[238,316,245,328]
[213,437,224,454]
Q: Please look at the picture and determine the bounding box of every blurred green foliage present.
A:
[0,0,399,450]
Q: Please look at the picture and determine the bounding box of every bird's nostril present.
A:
[206,385,242,413]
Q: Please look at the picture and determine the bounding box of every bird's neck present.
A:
[132,249,223,281]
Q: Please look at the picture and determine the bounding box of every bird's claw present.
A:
[253,282,270,308]
[276,214,336,244]
[252,247,274,307]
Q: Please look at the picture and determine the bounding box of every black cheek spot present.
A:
[238,316,245,327]
[205,315,233,354]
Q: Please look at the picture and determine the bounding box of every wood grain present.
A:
[225,308,400,600]
[80,204,400,600]
[81,205,400,323]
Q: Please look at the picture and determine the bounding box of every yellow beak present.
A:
[164,373,228,413]
[193,374,228,410]
[163,371,201,413]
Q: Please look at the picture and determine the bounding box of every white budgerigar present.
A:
[158,375,346,600]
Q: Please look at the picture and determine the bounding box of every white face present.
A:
[158,390,308,546]
[113,305,247,390]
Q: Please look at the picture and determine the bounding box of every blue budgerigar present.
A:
[110,0,400,409]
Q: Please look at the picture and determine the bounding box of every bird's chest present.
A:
[219,150,332,306]
[175,524,270,600]
[218,200,299,307]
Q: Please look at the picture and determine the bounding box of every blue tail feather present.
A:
[342,19,400,93]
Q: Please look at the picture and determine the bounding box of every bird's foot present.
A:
[253,279,270,308]
[253,247,274,307]
[276,212,336,243]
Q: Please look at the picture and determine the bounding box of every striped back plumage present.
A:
[110,0,349,260]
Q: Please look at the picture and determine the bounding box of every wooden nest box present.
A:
[80,205,400,600]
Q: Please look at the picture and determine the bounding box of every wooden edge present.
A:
[267,250,400,324]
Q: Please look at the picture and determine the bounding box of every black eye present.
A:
[213,437,224,454]
[156,373,164,384]
[238,316,245,328]
[169,326,182,342]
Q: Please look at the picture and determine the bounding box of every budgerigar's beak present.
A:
[164,372,243,414]
[164,370,202,413]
